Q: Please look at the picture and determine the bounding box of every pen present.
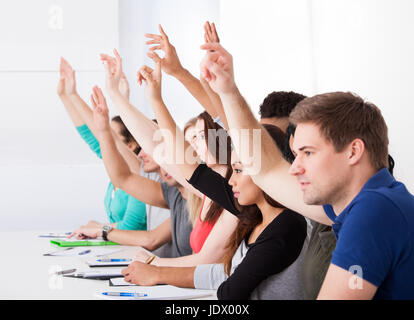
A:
[97,258,132,262]
[55,268,76,275]
[102,292,147,297]
[78,249,91,255]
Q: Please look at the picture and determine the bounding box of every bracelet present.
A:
[145,255,156,265]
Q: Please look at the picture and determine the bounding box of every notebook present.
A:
[63,268,124,280]
[50,239,119,247]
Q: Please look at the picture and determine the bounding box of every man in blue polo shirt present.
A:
[198,42,414,299]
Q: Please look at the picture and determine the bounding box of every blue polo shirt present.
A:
[323,168,414,299]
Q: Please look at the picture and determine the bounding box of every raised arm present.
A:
[101,49,202,197]
[89,85,168,209]
[199,43,331,225]
[60,57,140,173]
[57,58,84,127]
[199,21,229,129]
[137,59,202,183]
[145,24,218,118]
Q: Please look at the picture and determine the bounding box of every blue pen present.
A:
[78,249,91,255]
[97,258,132,262]
[102,292,147,297]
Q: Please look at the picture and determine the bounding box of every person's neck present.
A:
[331,165,378,214]
[210,163,228,178]
[256,196,284,226]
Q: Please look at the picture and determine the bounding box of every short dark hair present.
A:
[111,116,141,155]
[290,92,389,171]
[259,91,307,119]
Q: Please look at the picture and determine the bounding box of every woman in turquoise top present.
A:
[58,57,147,231]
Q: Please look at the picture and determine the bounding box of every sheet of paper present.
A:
[38,232,71,238]
[77,268,124,279]
[109,277,136,286]
[44,247,122,257]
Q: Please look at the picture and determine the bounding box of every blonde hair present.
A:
[183,116,204,227]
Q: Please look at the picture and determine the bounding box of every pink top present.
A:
[189,196,216,253]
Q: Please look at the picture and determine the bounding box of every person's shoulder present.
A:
[343,191,409,239]
[279,209,307,228]
[264,209,307,239]
[350,190,404,221]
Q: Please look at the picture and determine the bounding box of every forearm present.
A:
[109,89,160,156]
[99,130,132,187]
[220,90,284,174]
[175,68,218,118]
[59,94,85,127]
[155,266,196,288]
[148,97,195,177]
[107,228,154,248]
[200,78,228,129]
[113,136,141,174]
[68,92,97,135]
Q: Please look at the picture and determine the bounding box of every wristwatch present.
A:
[102,224,113,241]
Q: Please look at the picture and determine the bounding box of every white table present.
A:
[0,231,216,300]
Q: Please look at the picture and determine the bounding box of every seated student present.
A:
[121,125,307,300]
[285,122,399,300]
[57,58,147,232]
[75,80,237,267]
[69,88,194,258]
[199,42,414,299]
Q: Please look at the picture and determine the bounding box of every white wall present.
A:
[118,0,220,128]
[220,0,414,192]
[309,0,414,192]
[0,0,119,231]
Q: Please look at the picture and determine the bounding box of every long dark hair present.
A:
[222,124,286,275]
[196,111,233,224]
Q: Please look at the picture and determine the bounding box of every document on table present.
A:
[64,268,124,280]
[44,247,122,257]
[109,277,136,286]
[38,232,72,238]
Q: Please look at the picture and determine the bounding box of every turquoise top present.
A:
[76,124,147,230]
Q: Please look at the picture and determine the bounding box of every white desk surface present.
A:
[0,231,216,300]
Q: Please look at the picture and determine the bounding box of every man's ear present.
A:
[347,138,365,166]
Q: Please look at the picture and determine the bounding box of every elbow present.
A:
[110,173,130,190]
[140,233,158,252]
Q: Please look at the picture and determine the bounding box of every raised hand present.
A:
[60,57,77,95]
[90,85,110,132]
[200,43,237,95]
[204,21,220,43]
[68,227,101,240]
[145,24,184,77]
[57,58,66,97]
[137,60,162,103]
[100,48,123,93]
